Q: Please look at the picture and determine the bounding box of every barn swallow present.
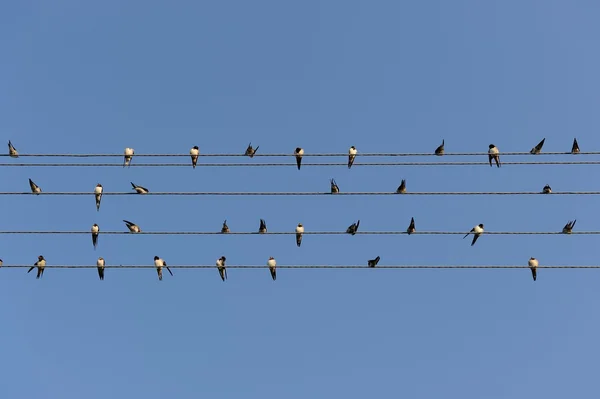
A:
[488,144,500,167]
[97,257,105,280]
[154,256,173,281]
[396,179,406,194]
[131,182,149,194]
[221,220,230,233]
[245,143,259,158]
[123,220,141,233]
[348,146,357,169]
[216,256,227,281]
[190,146,199,168]
[463,223,484,246]
[123,147,134,167]
[267,257,277,280]
[368,256,380,267]
[562,220,576,234]
[94,184,103,211]
[8,140,18,158]
[28,178,41,194]
[91,223,99,249]
[530,138,545,154]
[571,138,580,154]
[435,140,445,156]
[294,147,304,170]
[542,184,552,194]
[258,219,267,234]
[528,257,538,281]
[346,220,360,235]
[407,217,416,235]
[295,223,304,247]
[330,178,340,194]
[27,255,46,279]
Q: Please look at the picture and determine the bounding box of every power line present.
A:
[0,231,592,235]
[2,191,600,196]
[1,264,599,269]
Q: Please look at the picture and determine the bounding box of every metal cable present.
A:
[0,231,590,235]
[2,191,599,196]
[1,264,598,269]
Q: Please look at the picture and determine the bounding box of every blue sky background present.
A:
[2,1,600,398]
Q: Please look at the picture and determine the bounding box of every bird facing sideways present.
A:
[8,140,18,158]
[131,182,149,194]
[154,256,173,281]
[123,220,141,233]
[463,223,484,246]
[330,178,340,194]
[435,140,444,156]
[346,220,360,235]
[368,256,380,267]
[530,138,545,154]
[29,179,41,194]
[27,255,46,279]
[396,179,406,194]
[216,256,227,281]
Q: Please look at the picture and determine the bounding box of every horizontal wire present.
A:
[0,231,591,235]
[1,264,599,269]
[2,191,599,196]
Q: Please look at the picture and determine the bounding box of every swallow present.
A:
[28,178,41,194]
[295,223,304,247]
[216,256,227,281]
[488,144,500,168]
[245,143,259,158]
[123,147,134,167]
[571,138,580,154]
[396,179,406,194]
[348,146,357,169]
[154,256,173,281]
[8,140,18,158]
[530,138,545,154]
[330,178,340,194]
[562,220,576,234]
[463,223,484,246]
[435,140,445,156]
[407,217,416,235]
[542,184,552,194]
[258,219,267,234]
[123,220,141,233]
[368,256,380,267]
[190,145,199,168]
[94,184,103,211]
[528,257,538,281]
[294,147,304,170]
[267,256,277,280]
[221,220,230,233]
[346,220,360,235]
[27,255,46,279]
[97,257,105,280]
[91,223,99,249]
[131,182,149,194]
[0,259,3,267]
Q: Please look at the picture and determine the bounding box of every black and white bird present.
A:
[528,257,538,281]
[27,255,46,279]
[216,256,227,281]
[488,144,500,168]
[221,220,230,233]
[368,256,380,268]
[330,178,340,194]
[346,220,360,235]
[396,179,406,194]
[190,145,199,168]
[245,143,259,158]
[97,257,105,280]
[530,138,545,154]
[294,147,304,170]
[154,256,173,281]
[94,184,103,211]
[571,138,580,154]
[123,147,134,167]
[8,140,18,158]
[123,220,142,233]
[258,219,267,234]
[407,217,416,235]
[542,184,552,194]
[91,223,99,250]
[435,140,445,156]
[28,178,41,194]
[348,146,357,169]
[295,223,304,247]
[562,220,576,234]
[463,223,484,246]
[131,182,149,194]
[267,257,277,281]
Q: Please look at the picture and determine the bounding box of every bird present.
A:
[0,259,3,267]
[542,184,552,194]
[571,138,580,154]
[368,256,380,267]
[528,257,538,281]
[295,223,304,247]
[91,223,99,249]
[435,140,445,156]
[8,140,18,158]
[258,219,267,234]
[396,179,406,194]
[123,220,141,233]
[488,144,500,167]
[346,220,360,235]
[330,178,340,194]
[294,147,304,170]
[94,184,103,211]
[123,147,134,167]
[407,217,416,235]
[463,223,484,246]
[27,255,46,279]
[97,257,105,280]
[154,256,173,281]
[221,220,230,233]
[348,146,357,169]
[190,145,199,168]
[216,256,227,281]
[562,220,576,234]
[530,138,545,154]
[245,143,259,157]
[130,182,149,194]
[28,178,41,194]
[267,257,277,280]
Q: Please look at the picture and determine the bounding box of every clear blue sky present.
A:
[2,1,600,398]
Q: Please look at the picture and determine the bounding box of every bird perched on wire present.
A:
[94,184,103,211]
[123,147,134,167]
[123,220,142,233]
[396,179,406,194]
[190,145,199,168]
[97,257,105,280]
[562,220,576,234]
[8,140,18,158]
[267,257,277,280]
[221,220,230,233]
[488,144,500,167]
[154,256,173,281]
[407,217,416,235]
[330,178,340,194]
[91,223,99,249]
[131,182,149,194]
[348,146,357,169]
[294,147,304,170]
[258,219,267,234]
[542,184,552,194]
[216,256,227,281]
[346,220,360,235]
[27,255,46,279]
[245,143,259,158]
[28,178,41,195]
[463,224,484,246]
[528,257,538,281]
[435,140,444,156]
[0,259,3,267]
[368,256,380,267]
[530,138,545,154]
[571,138,580,154]
[295,223,304,247]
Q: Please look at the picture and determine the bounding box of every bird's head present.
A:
[193,146,199,150]
[154,256,159,261]
[479,224,484,228]
[489,144,495,149]
[38,255,44,260]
